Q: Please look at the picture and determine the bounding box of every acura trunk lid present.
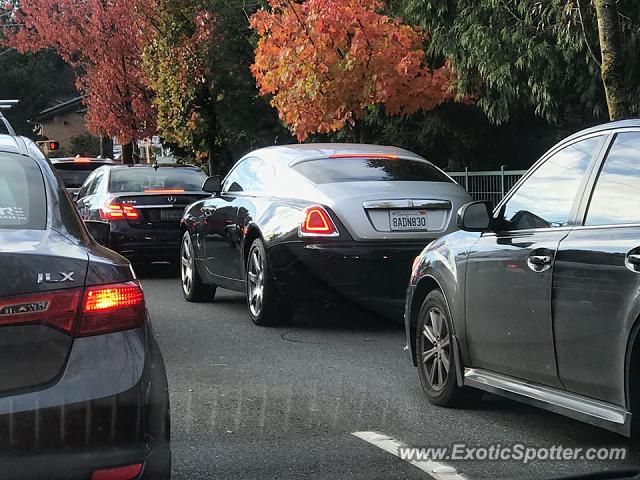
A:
[0,229,88,393]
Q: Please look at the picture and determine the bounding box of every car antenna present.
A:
[0,100,19,137]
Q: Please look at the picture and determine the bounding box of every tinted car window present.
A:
[0,154,47,230]
[586,132,640,226]
[501,136,601,230]
[223,157,262,193]
[54,163,105,188]
[109,168,206,193]
[292,158,452,184]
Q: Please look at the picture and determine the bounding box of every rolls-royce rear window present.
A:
[292,158,452,184]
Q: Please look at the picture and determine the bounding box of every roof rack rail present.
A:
[0,99,18,136]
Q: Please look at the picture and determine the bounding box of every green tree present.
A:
[0,49,76,136]
[70,133,101,156]
[401,0,640,124]
[144,0,291,175]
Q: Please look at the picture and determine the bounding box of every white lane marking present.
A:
[352,431,467,480]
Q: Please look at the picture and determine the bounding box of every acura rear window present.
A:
[292,158,452,184]
[109,168,207,193]
[0,154,47,230]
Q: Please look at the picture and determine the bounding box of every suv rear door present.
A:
[465,135,605,387]
[553,130,640,406]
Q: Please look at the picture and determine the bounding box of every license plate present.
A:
[160,209,183,222]
[389,210,428,231]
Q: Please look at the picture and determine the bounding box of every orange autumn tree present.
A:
[4,0,155,162]
[250,0,461,141]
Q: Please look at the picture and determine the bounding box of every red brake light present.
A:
[328,153,398,159]
[91,463,143,480]
[0,282,145,338]
[143,188,185,193]
[0,288,82,334]
[299,206,338,237]
[100,203,139,220]
[78,281,145,336]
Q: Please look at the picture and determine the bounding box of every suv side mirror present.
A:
[85,220,111,246]
[457,201,492,232]
[202,176,222,194]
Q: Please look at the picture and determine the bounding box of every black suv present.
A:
[0,132,170,477]
[50,156,116,197]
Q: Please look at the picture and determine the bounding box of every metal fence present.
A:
[447,167,528,206]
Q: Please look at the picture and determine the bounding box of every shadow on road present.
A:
[133,262,179,279]
[137,260,403,332]
[290,300,402,333]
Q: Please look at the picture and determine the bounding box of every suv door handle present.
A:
[527,253,553,272]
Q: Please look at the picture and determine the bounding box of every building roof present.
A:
[37,96,86,121]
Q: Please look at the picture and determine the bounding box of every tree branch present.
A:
[284,0,315,48]
[576,0,601,66]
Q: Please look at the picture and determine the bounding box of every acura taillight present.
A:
[0,281,146,337]
[78,281,145,336]
[0,288,82,334]
[299,206,338,237]
[91,463,143,480]
[100,203,139,221]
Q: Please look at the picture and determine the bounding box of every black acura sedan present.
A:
[407,119,640,436]
[0,134,170,477]
[76,164,209,267]
[180,143,471,325]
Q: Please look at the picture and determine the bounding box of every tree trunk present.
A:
[594,0,630,120]
[121,141,134,165]
[351,121,366,143]
[207,137,219,176]
[99,135,114,159]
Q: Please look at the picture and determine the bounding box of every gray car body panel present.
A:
[406,120,640,435]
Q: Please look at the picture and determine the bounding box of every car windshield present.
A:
[53,162,105,188]
[0,153,47,230]
[292,157,452,184]
[108,168,206,193]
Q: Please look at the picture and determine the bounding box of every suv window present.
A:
[0,154,47,230]
[54,163,105,188]
[223,157,262,193]
[501,136,601,230]
[586,132,640,226]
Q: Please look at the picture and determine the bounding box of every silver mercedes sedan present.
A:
[179,143,471,325]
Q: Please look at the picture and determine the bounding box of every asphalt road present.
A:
[140,267,640,480]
